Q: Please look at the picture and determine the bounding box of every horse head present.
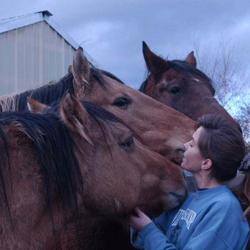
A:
[28,95,187,216]
[140,41,240,131]
[70,48,195,165]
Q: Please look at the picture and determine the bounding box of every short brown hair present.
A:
[197,114,245,182]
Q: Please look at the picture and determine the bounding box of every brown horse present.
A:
[0,94,186,249]
[140,41,240,130]
[0,48,196,165]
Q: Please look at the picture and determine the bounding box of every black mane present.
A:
[0,100,122,223]
[11,67,124,112]
[0,111,82,215]
[99,70,125,85]
[14,73,74,111]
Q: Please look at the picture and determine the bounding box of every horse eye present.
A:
[119,136,134,151]
[169,86,181,95]
[113,96,132,109]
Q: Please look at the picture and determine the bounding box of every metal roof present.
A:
[0,10,79,49]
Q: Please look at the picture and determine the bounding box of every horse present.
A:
[139,41,250,221]
[139,41,240,130]
[0,93,186,249]
[0,48,196,166]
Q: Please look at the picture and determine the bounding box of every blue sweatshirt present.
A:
[131,185,249,250]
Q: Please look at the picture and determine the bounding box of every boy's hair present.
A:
[197,114,245,182]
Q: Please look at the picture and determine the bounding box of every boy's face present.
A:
[181,127,205,173]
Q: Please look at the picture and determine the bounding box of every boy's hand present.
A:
[129,208,152,231]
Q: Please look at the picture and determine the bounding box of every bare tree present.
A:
[193,39,245,108]
[193,38,249,144]
[236,100,250,145]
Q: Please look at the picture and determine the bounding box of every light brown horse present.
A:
[0,94,186,249]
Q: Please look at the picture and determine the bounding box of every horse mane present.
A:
[99,70,125,85]
[26,67,125,105]
[0,111,82,215]
[140,59,215,95]
[17,73,75,111]
[0,65,125,113]
[0,128,11,222]
[0,74,75,112]
[0,100,124,223]
[0,95,18,112]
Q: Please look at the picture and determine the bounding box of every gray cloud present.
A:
[1,0,250,93]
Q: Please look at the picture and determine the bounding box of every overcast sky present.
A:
[0,0,250,109]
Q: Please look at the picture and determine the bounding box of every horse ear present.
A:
[60,94,93,145]
[72,47,91,98]
[142,41,169,75]
[185,51,197,67]
[27,97,49,113]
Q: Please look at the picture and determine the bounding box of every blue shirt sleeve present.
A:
[130,200,249,250]
[130,210,177,249]
[131,223,176,250]
[131,221,236,250]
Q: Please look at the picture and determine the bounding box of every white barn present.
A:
[0,10,78,95]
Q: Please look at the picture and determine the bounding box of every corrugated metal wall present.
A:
[0,21,75,95]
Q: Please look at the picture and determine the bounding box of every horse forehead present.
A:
[160,68,213,92]
[161,68,180,79]
[100,75,128,94]
[102,75,142,98]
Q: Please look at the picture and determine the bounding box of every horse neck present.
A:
[200,97,241,130]
[3,74,74,112]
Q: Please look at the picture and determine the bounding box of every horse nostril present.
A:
[172,146,185,165]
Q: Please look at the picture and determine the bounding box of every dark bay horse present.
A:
[0,94,186,249]
[0,48,196,165]
[139,42,250,219]
[140,41,240,130]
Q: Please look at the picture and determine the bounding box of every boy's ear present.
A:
[201,159,212,170]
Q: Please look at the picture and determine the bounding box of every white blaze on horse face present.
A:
[193,77,201,83]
